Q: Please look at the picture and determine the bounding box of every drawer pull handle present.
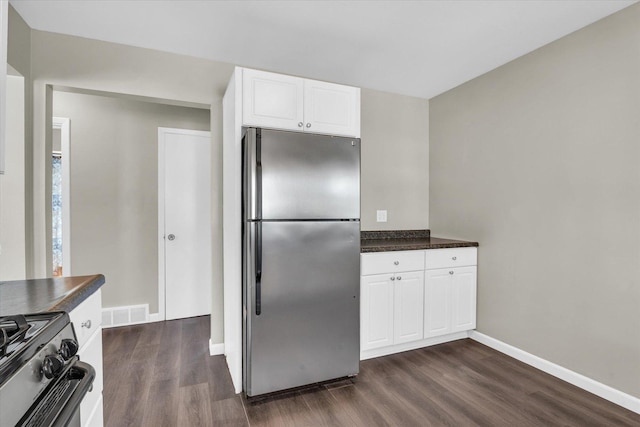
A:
[397,276,402,281]
[452,256,457,261]
[81,320,92,329]
[390,276,395,281]
[394,261,399,265]
[449,271,454,275]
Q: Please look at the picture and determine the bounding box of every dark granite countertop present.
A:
[361,230,478,253]
[0,274,105,316]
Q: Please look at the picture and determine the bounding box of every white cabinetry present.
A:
[242,68,360,137]
[360,251,424,352]
[393,270,425,344]
[361,274,394,350]
[360,247,477,360]
[69,290,103,427]
[424,248,477,338]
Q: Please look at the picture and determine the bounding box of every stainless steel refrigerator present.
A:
[242,128,360,397]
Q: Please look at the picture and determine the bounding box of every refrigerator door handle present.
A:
[255,221,262,316]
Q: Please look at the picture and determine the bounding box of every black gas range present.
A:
[0,312,95,427]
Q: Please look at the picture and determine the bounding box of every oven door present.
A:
[18,359,95,427]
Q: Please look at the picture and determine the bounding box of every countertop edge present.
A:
[48,274,106,313]
[360,240,478,253]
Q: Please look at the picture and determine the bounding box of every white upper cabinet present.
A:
[242,68,304,131]
[303,79,360,137]
[242,68,360,138]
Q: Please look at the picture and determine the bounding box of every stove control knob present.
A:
[60,339,79,360]
[42,354,65,379]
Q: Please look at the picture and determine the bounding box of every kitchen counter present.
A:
[0,274,105,316]
[361,230,478,253]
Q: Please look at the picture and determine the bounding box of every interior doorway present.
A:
[158,127,212,320]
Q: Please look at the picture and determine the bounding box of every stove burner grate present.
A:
[0,315,31,356]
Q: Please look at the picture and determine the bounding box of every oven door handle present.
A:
[51,361,96,427]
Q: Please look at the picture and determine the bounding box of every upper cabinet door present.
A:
[304,80,360,138]
[242,69,304,131]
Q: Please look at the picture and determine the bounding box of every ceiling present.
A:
[9,0,637,99]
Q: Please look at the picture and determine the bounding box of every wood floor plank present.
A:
[140,379,180,427]
[299,387,358,426]
[177,383,214,426]
[208,355,238,401]
[211,396,250,427]
[103,321,640,427]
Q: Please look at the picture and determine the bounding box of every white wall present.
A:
[430,3,640,397]
[0,74,25,279]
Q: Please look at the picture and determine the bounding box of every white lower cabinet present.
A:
[393,271,425,344]
[424,266,477,338]
[69,289,104,427]
[361,274,394,350]
[361,270,424,351]
[361,247,477,359]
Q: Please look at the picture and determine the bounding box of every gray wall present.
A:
[430,4,640,397]
[53,91,210,312]
[0,75,26,279]
[361,89,429,230]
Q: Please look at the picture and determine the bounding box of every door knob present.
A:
[167,234,176,241]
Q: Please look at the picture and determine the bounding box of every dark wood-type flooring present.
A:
[102,316,640,426]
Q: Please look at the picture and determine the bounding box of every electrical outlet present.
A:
[376,210,387,222]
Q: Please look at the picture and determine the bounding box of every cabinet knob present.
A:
[397,276,402,281]
[305,123,311,128]
[452,256,457,261]
[81,319,92,329]
[449,271,454,275]
[298,122,303,128]
[393,261,399,265]
[390,276,395,281]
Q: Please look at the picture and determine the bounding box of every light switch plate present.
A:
[376,210,387,222]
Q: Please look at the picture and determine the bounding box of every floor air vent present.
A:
[102,304,150,328]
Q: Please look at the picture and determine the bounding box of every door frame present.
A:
[52,117,71,276]
[157,127,212,321]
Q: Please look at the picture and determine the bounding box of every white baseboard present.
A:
[361,331,469,360]
[209,340,225,356]
[469,331,640,415]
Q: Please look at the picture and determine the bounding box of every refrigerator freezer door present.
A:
[258,129,360,220]
[245,221,360,396]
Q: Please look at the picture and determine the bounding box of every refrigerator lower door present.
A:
[244,220,360,396]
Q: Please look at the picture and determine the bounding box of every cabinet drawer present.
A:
[425,247,477,270]
[69,290,102,349]
[361,251,424,275]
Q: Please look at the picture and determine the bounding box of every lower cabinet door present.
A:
[393,270,424,344]
[451,266,477,332]
[361,273,394,351]
[424,268,452,338]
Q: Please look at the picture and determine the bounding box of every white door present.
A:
[393,270,425,344]
[242,68,304,131]
[451,266,477,332]
[361,273,394,351]
[303,79,360,137]
[159,128,212,321]
[424,268,452,338]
